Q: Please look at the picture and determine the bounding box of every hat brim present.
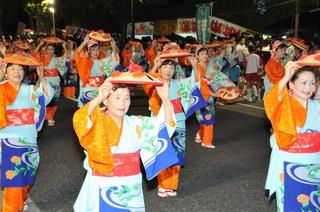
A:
[89,32,112,42]
[206,43,225,48]
[297,53,320,66]
[43,37,63,43]
[291,39,308,50]
[217,86,240,101]
[159,52,191,59]
[108,72,163,86]
[1,57,41,66]
[14,41,30,50]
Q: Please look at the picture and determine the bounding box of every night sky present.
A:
[0,0,319,36]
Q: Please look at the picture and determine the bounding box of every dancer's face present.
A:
[6,64,24,85]
[197,50,208,63]
[107,87,131,118]
[290,71,316,101]
[89,46,100,59]
[159,63,175,81]
[46,45,55,57]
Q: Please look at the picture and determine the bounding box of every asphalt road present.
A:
[26,93,276,212]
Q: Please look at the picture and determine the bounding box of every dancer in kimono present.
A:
[264,61,320,212]
[144,54,206,197]
[145,40,157,68]
[73,78,178,211]
[34,40,67,126]
[0,52,53,211]
[63,39,77,98]
[194,46,221,149]
[264,40,287,98]
[74,34,119,107]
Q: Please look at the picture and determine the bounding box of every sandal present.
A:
[166,189,177,197]
[157,188,168,197]
[201,144,216,149]
[194,133,201,143]
[48,120,55,127]
[157,188,177,197]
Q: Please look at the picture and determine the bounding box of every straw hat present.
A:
[0,51,41,66]
[297,52,320,66]
[42,36,63,43]
[89,30,112,42]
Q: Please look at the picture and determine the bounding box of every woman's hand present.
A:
[110,38,116,48]
[284,61,301,81]
[36,65,44,79]
[188,56,197,68]
[156,82,170,102]
[154,56,161,68]
[0,62,6,81]
[0,42,6,56]
[83,34,90,45]
[97,79,113,101]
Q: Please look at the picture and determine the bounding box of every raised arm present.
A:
[155,82,173,125]
[34,40,45,53]
[36,65,50,97]
[110,38,119,56]
[77,34,90,55]
[149,56,161,73]
[277,61,301,97]
[88,79,113,116]
[189,56,200,82]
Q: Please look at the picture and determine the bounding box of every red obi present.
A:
[281,132,320,153]
[171,98,183,114]
[6,108,35,126]
[44,68,59,77]
[92,152,140,177]
[83,76,105,88]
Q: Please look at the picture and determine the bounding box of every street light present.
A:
[46,0,55,35]
[49,7,55,35]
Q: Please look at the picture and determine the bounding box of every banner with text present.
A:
[127,22,154,37]
[196,3,213,44]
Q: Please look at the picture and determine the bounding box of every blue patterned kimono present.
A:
[169,72,206,165]
[73,106,178,212]
[0,82,53,188]
[78,53,119,107]
[265,99,320,212]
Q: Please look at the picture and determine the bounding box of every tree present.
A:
[24,0,51,33]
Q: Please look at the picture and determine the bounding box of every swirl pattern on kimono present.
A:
[286,164,320,185]
[310,191,320,209]
[3,138,39,169]
[100,184,144,210]
[82,90,97,103]
[172,128,186,154]
[51,84,61,97]
[187,87,201,111]
[142,122,168,168]
[286,163,320,209]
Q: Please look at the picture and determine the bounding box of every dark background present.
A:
[0,0,319,37]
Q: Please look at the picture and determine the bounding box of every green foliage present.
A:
[24,0,48,16]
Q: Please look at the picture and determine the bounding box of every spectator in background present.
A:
[244,45,263,102]
[236,36,249,70]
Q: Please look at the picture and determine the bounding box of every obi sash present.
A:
[44,68,59,77]
[171,98,183,114]
[281,132,320,153]
[6,108,35,126]
[92,152,140,177]
[83,76,105,88]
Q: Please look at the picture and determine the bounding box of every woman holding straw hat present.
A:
[0,51,53,211]
[264,56,320,211]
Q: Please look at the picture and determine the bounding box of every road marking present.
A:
[236,103,265,110]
